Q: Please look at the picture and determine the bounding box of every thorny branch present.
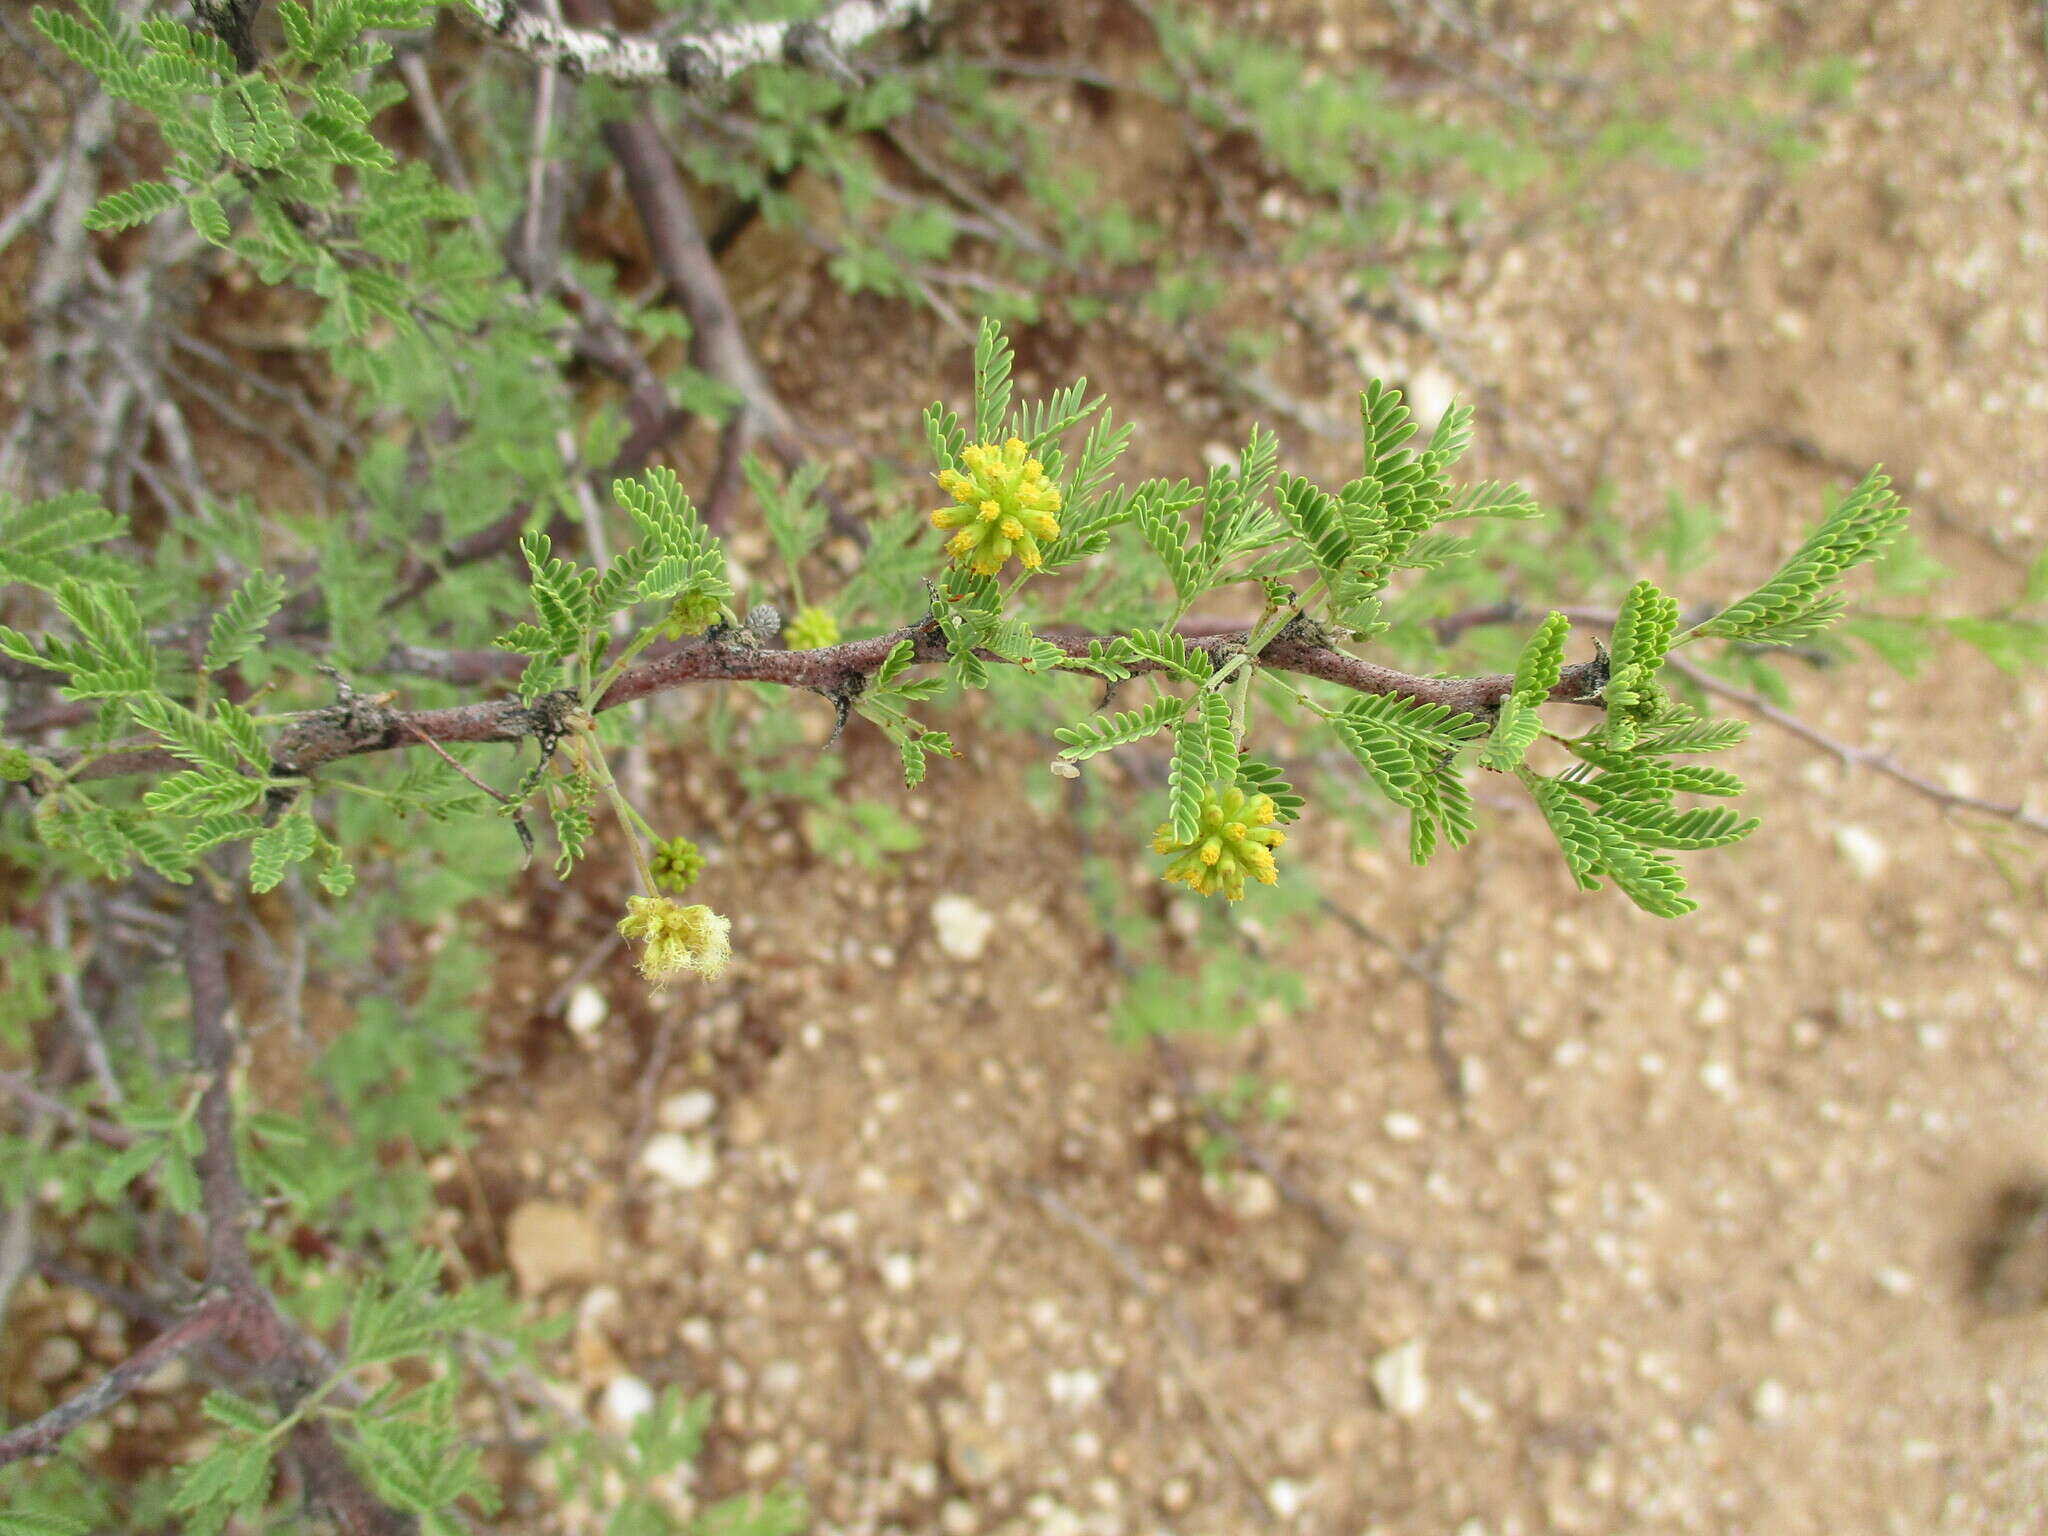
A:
[12,620,1609,789]
[0,1296,246,1466]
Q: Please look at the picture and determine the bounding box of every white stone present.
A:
[1370,1339,1429,1418]
[1834,824,1889,881]
[931,894,997,960]
[1267,1478,1305,1519]
[1383,1111,1425,1142]
[641,1132,717,1190]
[1047,1368,1103,1411]
[879,1251,918,1292]
[601,1374,655,1428]
[564,983,608,1037]
[658,1088,719,1130]
[1748,1378,1790,1423]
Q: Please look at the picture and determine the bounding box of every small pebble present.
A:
[1748,1378,1790,1423]
[658,1089,719,1130]
[31,1335,83,1383]
[931,894,996,960]
[1834,825,1889,881]
[564,984,608,1037]
[641,1133,718,1190]
[1370,1339,1429,1418]
[601,1374,655,1428]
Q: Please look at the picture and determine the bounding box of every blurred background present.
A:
[3,2,2046,1531]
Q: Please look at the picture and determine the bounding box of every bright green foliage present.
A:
[971,315,1015,446]
[1599,577,1680,748]
[1692,469,1907,644]
[203,571,287,672]
[82,177,182,230]
[1479,610,1568,771]
[1332,693,1487,863]
[1054,695,1189,761]
[747,456,829,594]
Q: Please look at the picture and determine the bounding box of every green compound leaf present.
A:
[144,769,264,816]
[517,532,597,652]
[1166,715,1213,844]
[1598,801,1759,850]
[84,179,182,231]
[1524,772,1605,890]
[971,317,1014,446]
[1443,478,1541,520]
[1609,579,1679,679]
[1632,714,1750,755]
[128,695,236,771]
[1196,691,1236,782]
[1132,479,1208,602]
[1236,757,1303,822]
[204,570,286,672]
[185,812,265,855]
[1053,694,1186,761]
[1113,628,1213,683]
[186,192,230,246]
[1693,468,1907,644]
[874,638,916,690]
[200,1390,272,1435]
[1274,473,1351,585]
[1332,692,1485,810]
[922,399,965,473]
[248,812,316,893]
[1480,610,1569,772]
[1334,692,1485,864]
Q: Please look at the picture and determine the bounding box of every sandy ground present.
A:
[8,1,2047,1532]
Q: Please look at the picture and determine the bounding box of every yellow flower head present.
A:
[782,605,841,651]
[648,836,706,895]
[618,895,732,985]
[929,437,1063,577]
[1152,784,1287,901]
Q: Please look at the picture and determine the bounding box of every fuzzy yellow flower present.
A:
[618,895,732,985]
[930,438,1063,577]
[1153,785,1287,901]
[782,605,841,651]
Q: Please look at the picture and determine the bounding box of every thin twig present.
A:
[48,891,123,1105]
[402,718,515,804]
[0,1296,244,1467]
[1662,650,2048,835]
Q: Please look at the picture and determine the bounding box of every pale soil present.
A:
[10,1,2048,1533]
[471,5,2048,1535]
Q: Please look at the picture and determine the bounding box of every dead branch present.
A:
[456,0,928,88]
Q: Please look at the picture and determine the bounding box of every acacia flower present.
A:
[661,590,723,639]
[618,895,732,984]
[930,438,1063,576]
[783,605,841,651]
[1153,784,1287,901]
[648,835,706,894]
